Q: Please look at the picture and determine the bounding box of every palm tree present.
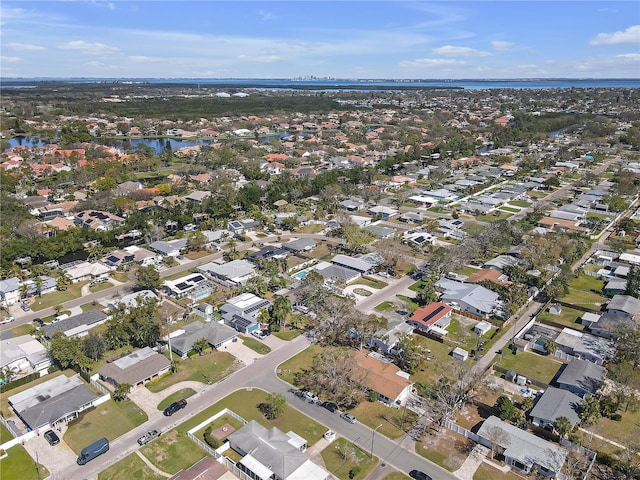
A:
[57,275,70,291]
[33,276,43,297]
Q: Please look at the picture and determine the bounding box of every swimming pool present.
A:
[292,270,309,280]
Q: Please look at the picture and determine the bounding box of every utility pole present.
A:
[167,315,174,369]
[370,423,383,458]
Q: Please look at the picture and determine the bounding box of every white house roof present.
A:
[198,260,256,282]
[331,254,373,273]
[1,335,49,370]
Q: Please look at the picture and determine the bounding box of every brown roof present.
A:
[467,268,508,285]
[353,351,412,401]
[538,217,588,233]
[409,302,452,328]
[169,457,227,480]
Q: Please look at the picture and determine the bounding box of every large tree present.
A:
[258,392,286,420]
[135,265,161,291]
[294,347,368,409]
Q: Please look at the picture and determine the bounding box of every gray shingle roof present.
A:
[98,347,171,385]
[607,295,640,316]
[557,359,606,396]
[530,387,582,426]
[42,310,108,337]
[170,321,236,356]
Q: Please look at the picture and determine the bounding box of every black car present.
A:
[320,401,338,413]
[43,430,60,446]
[409,470,432,480]
[163,399,187,416]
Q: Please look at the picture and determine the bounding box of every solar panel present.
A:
[421,305,445,323]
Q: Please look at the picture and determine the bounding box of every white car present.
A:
[0,317,15,325]
[323,430,336,442]
[303,391,319,404]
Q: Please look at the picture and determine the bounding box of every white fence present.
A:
[445,419,480,443]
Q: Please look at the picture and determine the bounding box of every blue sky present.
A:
[1,1,639,78]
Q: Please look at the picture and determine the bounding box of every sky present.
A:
[1,1,639,79]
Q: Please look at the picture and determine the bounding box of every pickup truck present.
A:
[137,430,161,445]
[163,399,187,416]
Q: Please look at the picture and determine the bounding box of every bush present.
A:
[349,467,361,479]
[610,413,622,421]
[203,426,221,449]
[0,372,40,393]
[368,391,378,402]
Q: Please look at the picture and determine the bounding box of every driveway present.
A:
[22,425,78,480]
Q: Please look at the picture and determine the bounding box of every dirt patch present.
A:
[211,423,236,439]
[418,429,471,471]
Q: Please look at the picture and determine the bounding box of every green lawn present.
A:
[10,323,34,337]
[145,351,239,393]
[396,294,420,313]
[277,345,317,385]
[473,463,522,480]
[64,399,148,454]
[141,389,326,475]
[569,274,605,293]
[110,272,129,283]
[0,445,49,480]
[185,250,210,260]
[80,301,104,312]
[415,443,451,470]
[476,212,512,222]
[296,224,326,234]
[272,329,302,341]
[347,402,418,440]
[499,206,520,213]
[508,200,531,208]
[0,422,13,444]
[193,413,244,444]
[538,305,585,330]
[455,266,481,276]
[29,281,90,311]
[239,334,272,354]
[352,276,388,289]
[586,402,640,447]
[157,388,197,411]
[561,289,608,309]
[496,350,564,385]
[382,474,411,480]
[89,282,114,293]
[375,301,396,312]
[98,453,166,480]
[321,438,378,480]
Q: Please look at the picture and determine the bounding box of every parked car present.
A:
[409,470,432,480]
[323,430,336,442]
[339,413,357,424]
[320,401,338,413]
[163,399,187,416]
[302,391,319,404]
[33,317,43,326]
[137,430,161,445]
[0,316,15,325]
[294,304,309,314]
[20,303,30,312]
[43,430,60,446]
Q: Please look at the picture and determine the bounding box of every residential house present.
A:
[436,279,502,318]
[247,245,288,262]
[0,277,22,306]
[163,273,212,301]
[8,375,102,430]
[228,219,259,234]
[339,199,364,212]
[407,302,453,337]
[554,328,614,366]
[168,321,237,358]
[74,210,124,231]
[106,290,159,311]
[184,190,212,204]
[98,347,171,388]
[314,262,361,284]
[466,268,509,285]
[403,232,435,247]
[1,335,51,377]
[281,238,317,253]
[198,260,256,287]
[557,359,606,397]
[41,310,109,339]
[477,416,567,478]
[219,293,271,334]
[149,238,188,258]
[398,212,423,223]
[530,387,582,430]
[62,261,111,283]
[537,217,588,234]
[603,278,627,297]
[101,249,135,268]
[353,351,413,405]
[25,275,57,297]
[367,205,398,219]
[331,254,374,275]
[366,321,414,355]
[483,255,519,272]
[168,457,228,480]
[592,295,640,338]
[227,420,330,480]
[365,225,396,239]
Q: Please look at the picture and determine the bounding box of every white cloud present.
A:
[399,58,466,68]
[6,42,46,52]
[432,45,491,57]
[491,41,514,51]
[590,25,640,46]
[1,56,22,63]
[257,10,276,22]
[58,40,118,55]
[128,55,167,64]
[237,54,284,64]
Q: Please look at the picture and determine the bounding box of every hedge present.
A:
[0,372,40,394]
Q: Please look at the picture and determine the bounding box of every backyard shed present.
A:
[452,347,469,361]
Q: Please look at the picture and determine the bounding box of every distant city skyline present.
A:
[1,1,639,79]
